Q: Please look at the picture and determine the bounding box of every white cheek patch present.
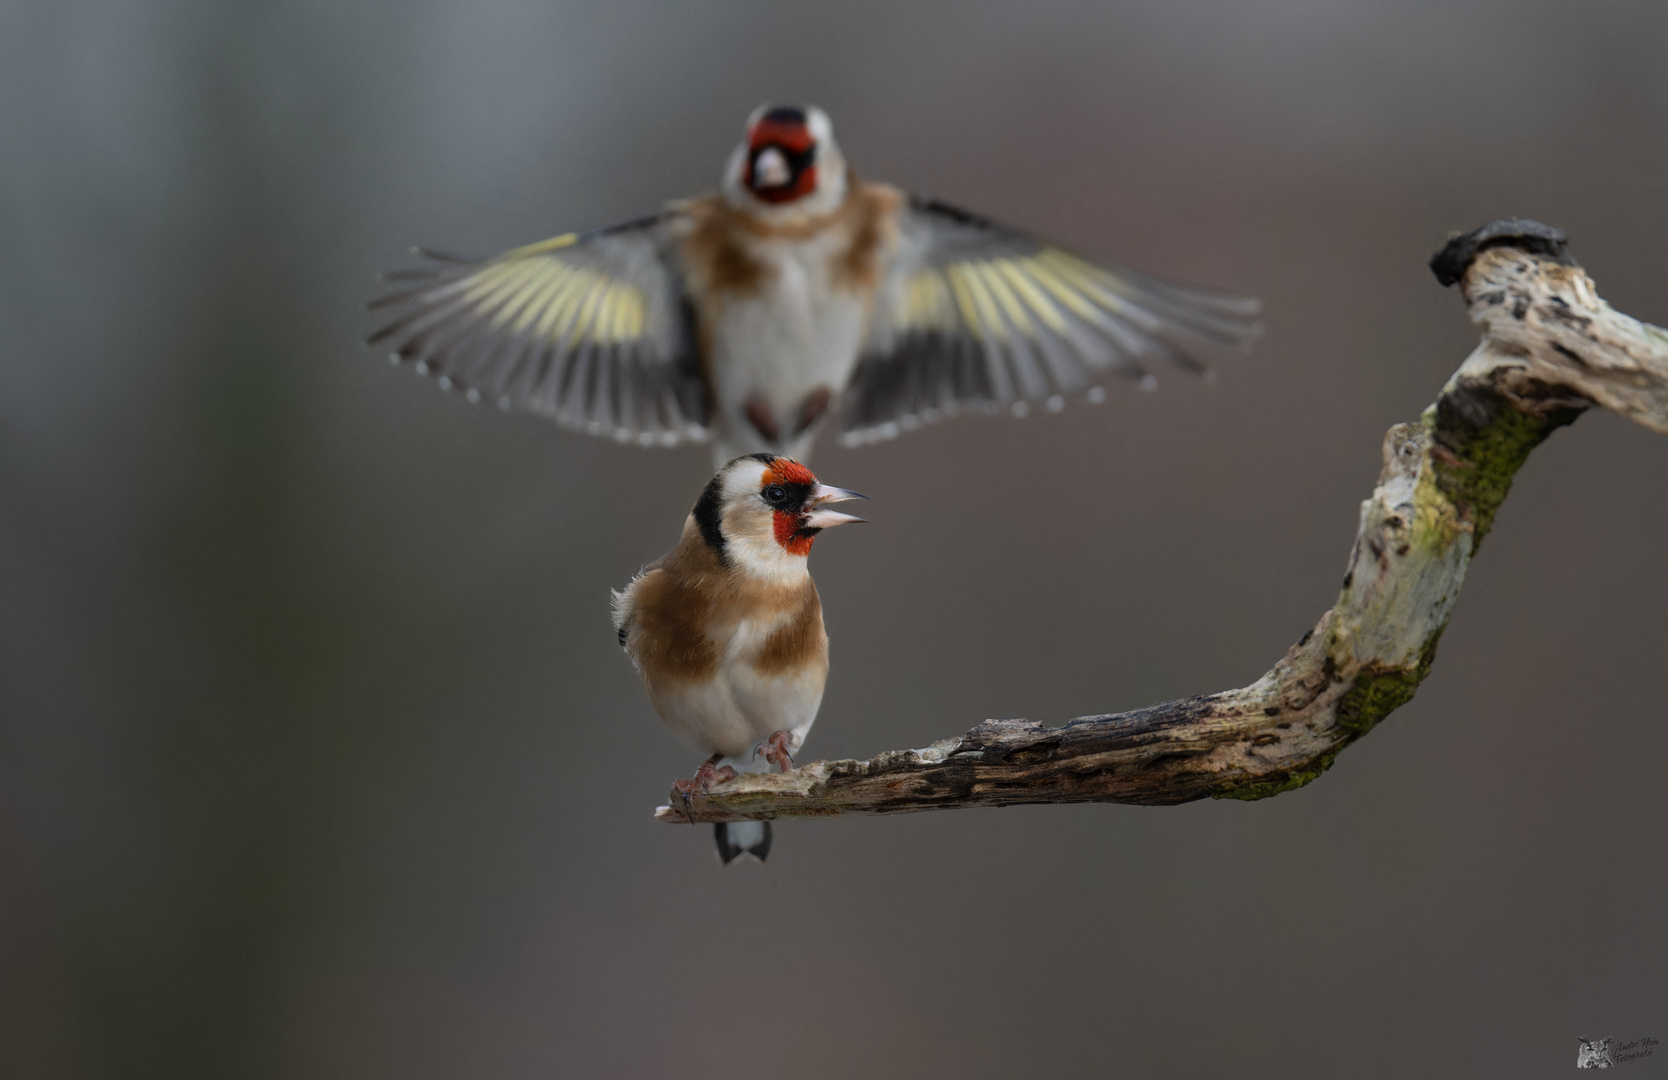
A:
[726,524,808,586]
[722,461,775,500]
[805,106,834,145]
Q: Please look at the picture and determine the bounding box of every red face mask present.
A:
[745,118,818,204]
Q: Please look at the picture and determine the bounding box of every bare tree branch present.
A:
[657,220,1668,825]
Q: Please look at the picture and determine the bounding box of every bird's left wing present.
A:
[368,214,708,446]
[841,197,1262,444]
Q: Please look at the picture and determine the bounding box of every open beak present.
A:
[802,483,868,529]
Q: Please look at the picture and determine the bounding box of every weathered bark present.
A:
[657,220,1668,825]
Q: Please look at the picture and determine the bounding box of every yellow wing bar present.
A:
[901,248,1159,341]
[462,246,648,346]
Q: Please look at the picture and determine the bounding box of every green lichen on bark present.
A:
[1335,627,1445,737]
[1215,629,1447,802]
[1212,748,1342,801]
[1336,667,1421,736]
[1431,380,1584,546]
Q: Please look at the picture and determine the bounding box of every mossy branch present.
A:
[657,219,1668,825]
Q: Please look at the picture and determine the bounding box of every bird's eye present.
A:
[763,485,786,504]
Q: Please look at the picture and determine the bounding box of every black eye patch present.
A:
[760,482,812,511]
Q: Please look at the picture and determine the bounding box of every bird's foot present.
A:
[760,730,795,773]
[672,754,737,796]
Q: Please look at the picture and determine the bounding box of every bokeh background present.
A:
[4,1,1667,1076]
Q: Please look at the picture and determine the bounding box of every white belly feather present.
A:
[646,607,827,770]
[708,233,872,462]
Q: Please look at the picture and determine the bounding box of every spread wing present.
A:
[368,214,708,446]
[841,197,1263,444]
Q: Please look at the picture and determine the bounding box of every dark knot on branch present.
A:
[1429,217,1574,287]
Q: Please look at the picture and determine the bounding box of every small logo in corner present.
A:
[1578,1037,1614,1069]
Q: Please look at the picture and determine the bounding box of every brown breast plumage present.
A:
[623,521,826,689]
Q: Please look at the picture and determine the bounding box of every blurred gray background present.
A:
[3,1,1666,1077]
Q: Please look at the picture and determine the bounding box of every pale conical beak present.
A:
[753,146,791,188]
[803,483,868,529]
[811,483,866,504]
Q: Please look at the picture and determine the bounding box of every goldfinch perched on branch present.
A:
[370,104,1261,466]
[612,454,865,863]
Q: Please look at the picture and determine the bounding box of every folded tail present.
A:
[714,821,772,864]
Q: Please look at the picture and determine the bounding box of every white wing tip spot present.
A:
[414,360,430,375]
[497,396,513,411]
[386,353,401,365]
[1045,395,1065,413]
[436,375,453,391]
[1086,385,1107,404]
[1011,401,1030,418]
[465,388,481,404]
[1138,374,1158,392]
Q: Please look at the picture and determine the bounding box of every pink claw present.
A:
[761,730,795,773]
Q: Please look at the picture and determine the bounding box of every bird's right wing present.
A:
[368,214,709,446]
[841,196,1263,444]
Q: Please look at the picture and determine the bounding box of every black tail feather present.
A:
[714,821,772,864]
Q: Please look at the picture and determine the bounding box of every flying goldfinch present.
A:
[611,454,865,863]
[370,104,1261,466]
